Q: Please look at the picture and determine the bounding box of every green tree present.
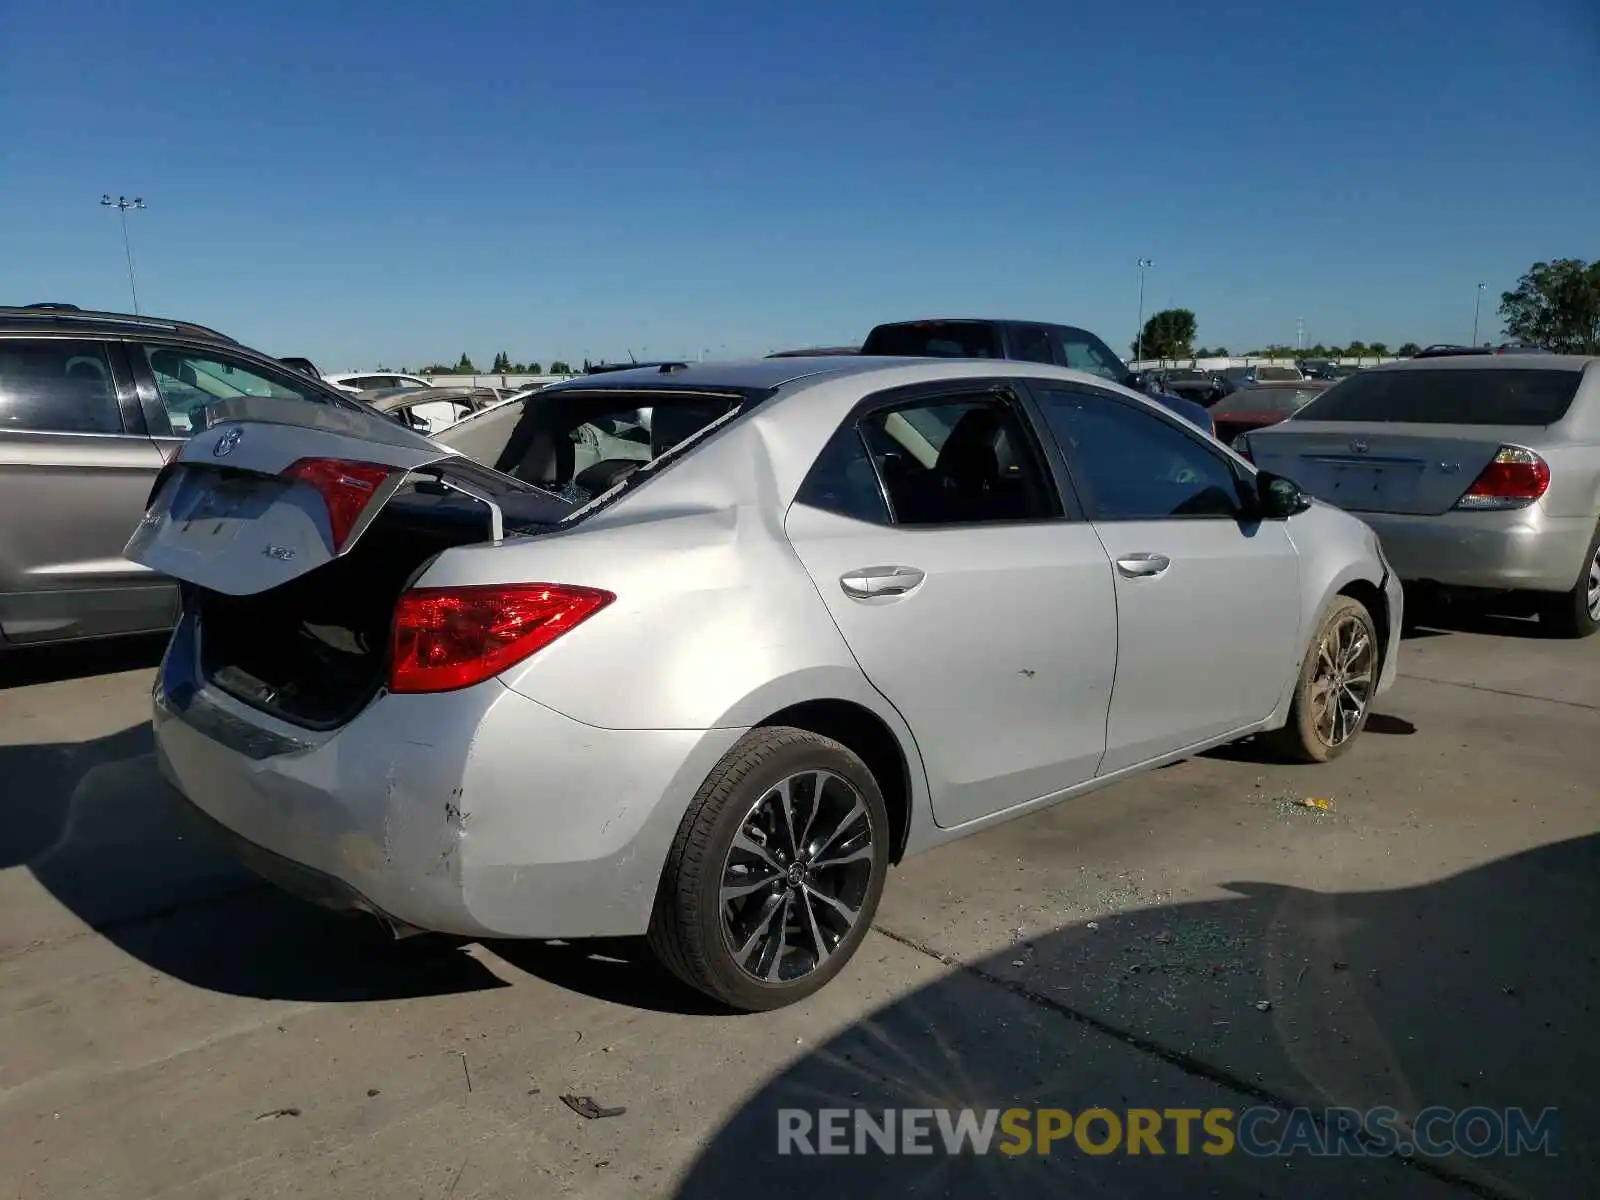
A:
[454,352,477,373]
[1499,258,1600,352]
[524,361,542,374]
[1133,308,1198,361]
[1211,346,1229,357]
[1397,342,1421,357]
[550,360,573,374]
[1345,341,1369,357]
[419,363,452,375]
[1369,341,1390,357]
[491,351,511,372]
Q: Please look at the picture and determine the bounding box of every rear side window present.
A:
[795,424,892,524]
[1253,366,1303,382]
[0,339,123,434]
[140,346,333,436]
[1294,368,1584,425]
[860,322,1002,359]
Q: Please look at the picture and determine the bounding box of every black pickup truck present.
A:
[858,318,1213,433]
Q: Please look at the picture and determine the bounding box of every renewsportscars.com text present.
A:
[777,1106,1559,1158]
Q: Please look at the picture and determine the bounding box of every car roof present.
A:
[0,304,237,343]
[543,355,1143,399]
[1367,354,1598,372]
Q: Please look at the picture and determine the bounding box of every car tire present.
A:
[1270,595,1379,764]
[1537,525,1600,640]
[648,726,891,1012]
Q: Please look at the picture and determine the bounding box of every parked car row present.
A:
[4,297,1593,1014]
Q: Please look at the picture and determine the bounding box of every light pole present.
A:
[1472,282,1487,346]
[101,195,147,314]
[1134,258,1153,363]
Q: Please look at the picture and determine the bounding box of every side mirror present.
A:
[1253,470,1313,519]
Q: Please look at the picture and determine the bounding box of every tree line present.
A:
[1132,256,1598,362]
[408,352,575,375]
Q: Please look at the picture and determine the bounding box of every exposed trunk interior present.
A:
[193,486,569,729]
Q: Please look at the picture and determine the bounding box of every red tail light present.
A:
[1454,446,1550,510]
[390,584,615,694]
[282,458,393,550]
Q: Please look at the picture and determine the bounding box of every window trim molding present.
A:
[1025,380,1255,524]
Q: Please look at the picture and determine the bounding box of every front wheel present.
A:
[1269,595,1379,763]
[648,727,891,1011]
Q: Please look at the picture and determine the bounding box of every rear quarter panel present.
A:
[418,413,905,736]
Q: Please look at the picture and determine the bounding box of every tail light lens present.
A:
[1454,446,1551,511]
[390,583,615,694]
[283,458,394,550]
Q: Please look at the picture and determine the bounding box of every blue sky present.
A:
[3,0,1596,369]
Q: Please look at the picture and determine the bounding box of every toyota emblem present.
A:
[212,427,243,457]
[1350,439,1369,454]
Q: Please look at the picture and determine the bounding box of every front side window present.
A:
[141,346,332,436]
[1013,325,1054,364]
[1036,387,1244,521]
[855,394,1060,525]
[0,339,123,435]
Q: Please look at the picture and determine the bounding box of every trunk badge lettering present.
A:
[263,544,297,561]
[1440,462,1461,474]
[1350,439,1369,454]
[213,428,243,457]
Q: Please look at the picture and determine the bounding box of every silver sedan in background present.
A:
[1238,354,1600,637]
[129,357,1401,1011]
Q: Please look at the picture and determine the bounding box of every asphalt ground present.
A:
[1,608,1595,1199]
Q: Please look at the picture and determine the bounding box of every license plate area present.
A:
[1308,457,1423,511]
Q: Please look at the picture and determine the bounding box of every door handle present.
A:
[1114,553,1171,578]
[840,565,926,600]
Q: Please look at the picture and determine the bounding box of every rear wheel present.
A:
[1270,595,1379,763]
[648,726,890,1011]
[1537,527,1600,639]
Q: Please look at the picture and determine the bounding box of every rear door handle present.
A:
[840,565,926,600]
[1114,553,1171,579]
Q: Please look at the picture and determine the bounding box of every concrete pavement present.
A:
[1,614,1595,1198]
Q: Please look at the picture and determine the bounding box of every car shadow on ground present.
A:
[0,719,508,1002]
[0,633,167,689]
[1403,593,1557,641]
[1201,712,1415,765]
[490,937,732,1016]
[672,834,1598,1199]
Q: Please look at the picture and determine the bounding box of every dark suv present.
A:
[0,305,367,649]
[859,318,1213,432]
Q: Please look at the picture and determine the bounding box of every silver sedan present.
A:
[1238,354,1600,637]
[129,357,1402,1010]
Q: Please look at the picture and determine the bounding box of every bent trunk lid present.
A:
[1247,421,1536,516]
[126,398,460,595]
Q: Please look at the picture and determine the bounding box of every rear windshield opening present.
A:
[475,389,746,511]
[861,322,1004,359]
[1214,387,1324,417]
[1293,368,1584,425]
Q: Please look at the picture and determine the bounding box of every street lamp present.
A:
[100,195,147,314]
[1134,258,1154,363]
[1472,282,1487,346]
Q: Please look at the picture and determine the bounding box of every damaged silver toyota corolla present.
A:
[131,357,1402,1011]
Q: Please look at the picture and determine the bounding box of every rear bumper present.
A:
[152,613,745,939]
[1362,508,1594,594]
